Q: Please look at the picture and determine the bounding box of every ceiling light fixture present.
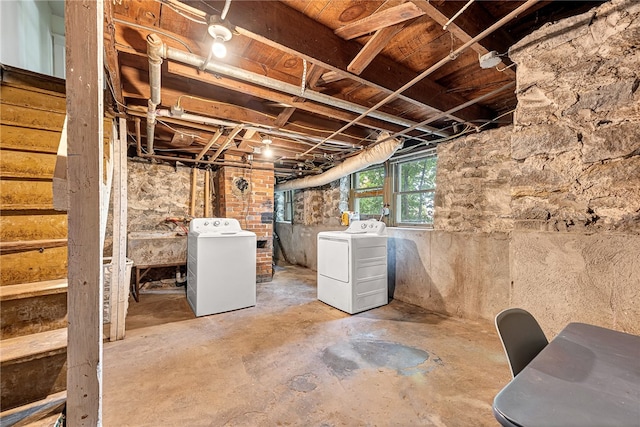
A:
[207,15,232,59]
[479,51,503,69]
[262,135,273,157]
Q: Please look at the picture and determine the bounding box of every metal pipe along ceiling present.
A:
[161,45,446,137]
[275,132,403,191]
[147,33,164,155]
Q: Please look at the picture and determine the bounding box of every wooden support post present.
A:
[110,117,128,341]
[190,167,197,217]
[66,0,103,425]
[204,169,211,217]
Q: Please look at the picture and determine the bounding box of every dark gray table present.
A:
[493,322,640,427]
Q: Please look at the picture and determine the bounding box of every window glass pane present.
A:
[398,157,437,192]
[356,196,383,216]
[355,166,384,189]
[397,192,435,224]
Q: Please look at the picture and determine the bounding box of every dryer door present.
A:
[318,236,350,283]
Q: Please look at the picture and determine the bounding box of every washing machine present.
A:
[187,218,256,317]
[317,219,388,314]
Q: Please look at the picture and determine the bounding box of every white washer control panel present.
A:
[345,219,386,235]
[190,218,242,233]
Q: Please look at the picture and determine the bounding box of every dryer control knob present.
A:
[224,221,229,226]
[361,223,367,229]
[214,220,220,226]
[369,224,374,228]
[204,221,209,226]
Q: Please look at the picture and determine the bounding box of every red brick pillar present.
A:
[215,162,274,282]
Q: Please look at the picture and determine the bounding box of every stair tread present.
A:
[0,328,67,364]
[0,390,66,427]
[0,279,67,301]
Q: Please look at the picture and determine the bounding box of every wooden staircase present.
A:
[1,66,68,425]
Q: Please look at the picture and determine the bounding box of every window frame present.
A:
[274,190,293,223]
[391,151,437,228]
[350,165,385,219]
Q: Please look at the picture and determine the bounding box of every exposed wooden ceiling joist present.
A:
[334,2,425,40]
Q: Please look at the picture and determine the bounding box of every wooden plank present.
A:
[66,0,103,424]
[0,214,67,241]
[0,246,68,286]
[0,126,62,154]
[0,239,67,254]
[204,170,211,217]
[0,65,66,96]
[194,129,223,162]
[411,0,515,77]
[0,180,54,210]
[166,62,415,137]
[190,167,197,217]
[209,125,244,162]
[224,1,493,123]
[0,390,66,427]
[335,2,425,40]
[0,150,57,179]
[0,86,67,113]
[0,328,67,364]
[0,279,68,301]
[0,104,66,132]
[109,118,128,341]
[274,107,297,128]
[348,23,405,75]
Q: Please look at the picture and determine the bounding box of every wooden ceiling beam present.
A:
[103,0,124,108]
[335,2,425,40]
[164,61,430,139]
[274,107,296,128]
[217,0,493,123]
[411,0,515,77]
[347,23,405,75]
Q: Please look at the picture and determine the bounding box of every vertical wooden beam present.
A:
[190,167,197,217]
[204,170,211,217]
[66,0,104,425]
[110,118,128,341]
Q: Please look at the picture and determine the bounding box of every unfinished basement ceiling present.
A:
[105,0,604,180]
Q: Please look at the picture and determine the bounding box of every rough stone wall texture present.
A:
[435,126,513,233]
[104,159,206,255]
[290,177,348,226]
[509,0,640,232]
[215,164,275,282]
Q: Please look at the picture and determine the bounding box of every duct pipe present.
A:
[275,132,402,191]
[147,34,164,155]
[161,44,445,137]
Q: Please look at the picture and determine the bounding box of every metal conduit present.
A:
[300,0,541,156]
[161,45,447,137]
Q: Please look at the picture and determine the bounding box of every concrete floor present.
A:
[103,265,511,426]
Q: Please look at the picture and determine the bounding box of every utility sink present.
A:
[127,231,187,267]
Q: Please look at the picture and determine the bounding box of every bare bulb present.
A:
[212,40,227,58]
[263,145,272,158]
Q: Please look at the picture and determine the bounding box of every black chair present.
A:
[495,308,548,377]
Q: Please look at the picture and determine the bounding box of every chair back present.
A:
[495,308,548,377]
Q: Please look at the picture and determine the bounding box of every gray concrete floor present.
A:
[103,265,510,426]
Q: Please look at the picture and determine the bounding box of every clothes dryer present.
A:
[317,219,388,314]
[187,218,256,316]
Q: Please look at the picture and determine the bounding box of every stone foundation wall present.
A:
[435,126,513,233]
[276,0,639,335]
[509,0,640,233]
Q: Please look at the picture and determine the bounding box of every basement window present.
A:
[274,190,293,223]
[392,153,437,226]
[352,166,384,219]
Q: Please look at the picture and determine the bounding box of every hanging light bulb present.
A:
[211,37,227,58]
[207,15,232,59]
[262,136,273,158]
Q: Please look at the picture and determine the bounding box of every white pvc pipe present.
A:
[275,132,402,191]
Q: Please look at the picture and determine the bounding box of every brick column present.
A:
[215,162,274,282]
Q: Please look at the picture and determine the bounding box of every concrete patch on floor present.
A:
[322,339,443,377]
